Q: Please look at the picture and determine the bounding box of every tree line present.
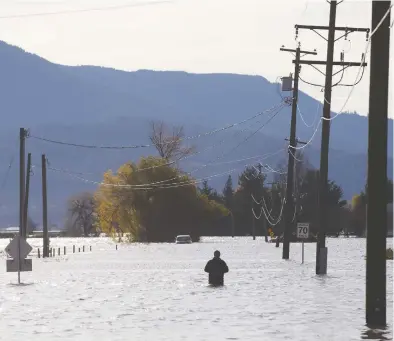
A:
[63,121,392,241]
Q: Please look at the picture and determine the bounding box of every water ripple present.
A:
[0,237,392,341]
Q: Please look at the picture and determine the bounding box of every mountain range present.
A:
[0,40,392,227]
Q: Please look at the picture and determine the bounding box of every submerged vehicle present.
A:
[175,235,192,244]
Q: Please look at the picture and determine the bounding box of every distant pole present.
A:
[17,235,21,284]
[252,204,256,240]
[22,153,31,239]
[263,213,268,242]
[251,163,263,241]
[19,128,26,237]
[282,46,300,260]
[366,0,391,328]
[230,212,235,238]
[276,193,283,248]
[263,181,276,243]
[42,154,49,258]
[316,0,337,275]
[279,44,317,258]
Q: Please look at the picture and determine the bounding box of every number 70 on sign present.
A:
[297,223,309,239]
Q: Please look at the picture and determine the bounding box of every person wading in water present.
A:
[204,250,229,286]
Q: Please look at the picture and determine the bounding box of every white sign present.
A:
[297,223,309,239]
[6,259,32,272]
[5,236,32,259]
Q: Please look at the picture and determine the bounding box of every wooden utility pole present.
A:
[280,45,317,260]
[252,207,256,240]
[262,214,268,242]
[316,0,336,275]
[366,0,391,328]
[19,128,26,236]
[294,2,369,274]
[22,153,32,239]
[251,163,263,241]
[262,181,276,243]
[230,212,235,238]
[42,154,49,258]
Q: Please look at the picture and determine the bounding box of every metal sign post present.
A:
[5,235,33,283]
[17,235,20,284]
[297,223,309,264]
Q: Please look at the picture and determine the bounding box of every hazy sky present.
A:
[0,0,392,117]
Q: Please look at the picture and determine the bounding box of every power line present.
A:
[299,64,365,88]
[284,19,389,152]
[0,136,19,192]
[41,113,272,176]
[153,103,287,186]
[28,101,285,150]
[44,105,287,190]
[47,148,286,190]
[37,148,285,178]
[0,0,172,20]
[322,4,393,121]
[296,100,321,128]
[47,157,286,191]
[134,103,287,173]
[37,106,287,192]
[49,166,237,190]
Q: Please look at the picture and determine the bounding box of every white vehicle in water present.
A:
[175,235,192,244]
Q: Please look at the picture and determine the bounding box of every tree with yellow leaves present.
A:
[94,156,228,242]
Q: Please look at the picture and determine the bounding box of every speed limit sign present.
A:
[297,223,309,239]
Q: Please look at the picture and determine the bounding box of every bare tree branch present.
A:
[149,120,196,161]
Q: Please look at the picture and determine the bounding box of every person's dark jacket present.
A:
[204,257,229,285]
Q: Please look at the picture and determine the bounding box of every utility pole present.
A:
[252,207,256,240]
[251,163,263,240]
[317,0,336,276]
[280,45,317,260]
[19,128,26,237]
[230,212,235,238]
[286,136,307,224]
[22,153,32,239]
[263,181,276,243]
[42,154,49,258]
[366,1,391,328]
[294,1,369,274]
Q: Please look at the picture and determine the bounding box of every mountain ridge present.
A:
[0,40,392,226]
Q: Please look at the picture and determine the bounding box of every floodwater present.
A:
[0,237,392,341]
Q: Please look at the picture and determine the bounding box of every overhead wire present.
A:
[49,166,236,190]
[256,194,286,226]
[262,163,287,175]
[296,100,321,128]
[154,102,288,186]
[139,103,288,186]
[67,103,284,175]
[0,1,172,20]
[47,155,287,190]
[322,4,393,121]
[28,101,286,150]
[294,4,392,130]
[79,106,282,175]
[0,136,19,192]
[44,104,287,189]
[285,5,393,152]
[33,147,286,179]
[251,144,309,227]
